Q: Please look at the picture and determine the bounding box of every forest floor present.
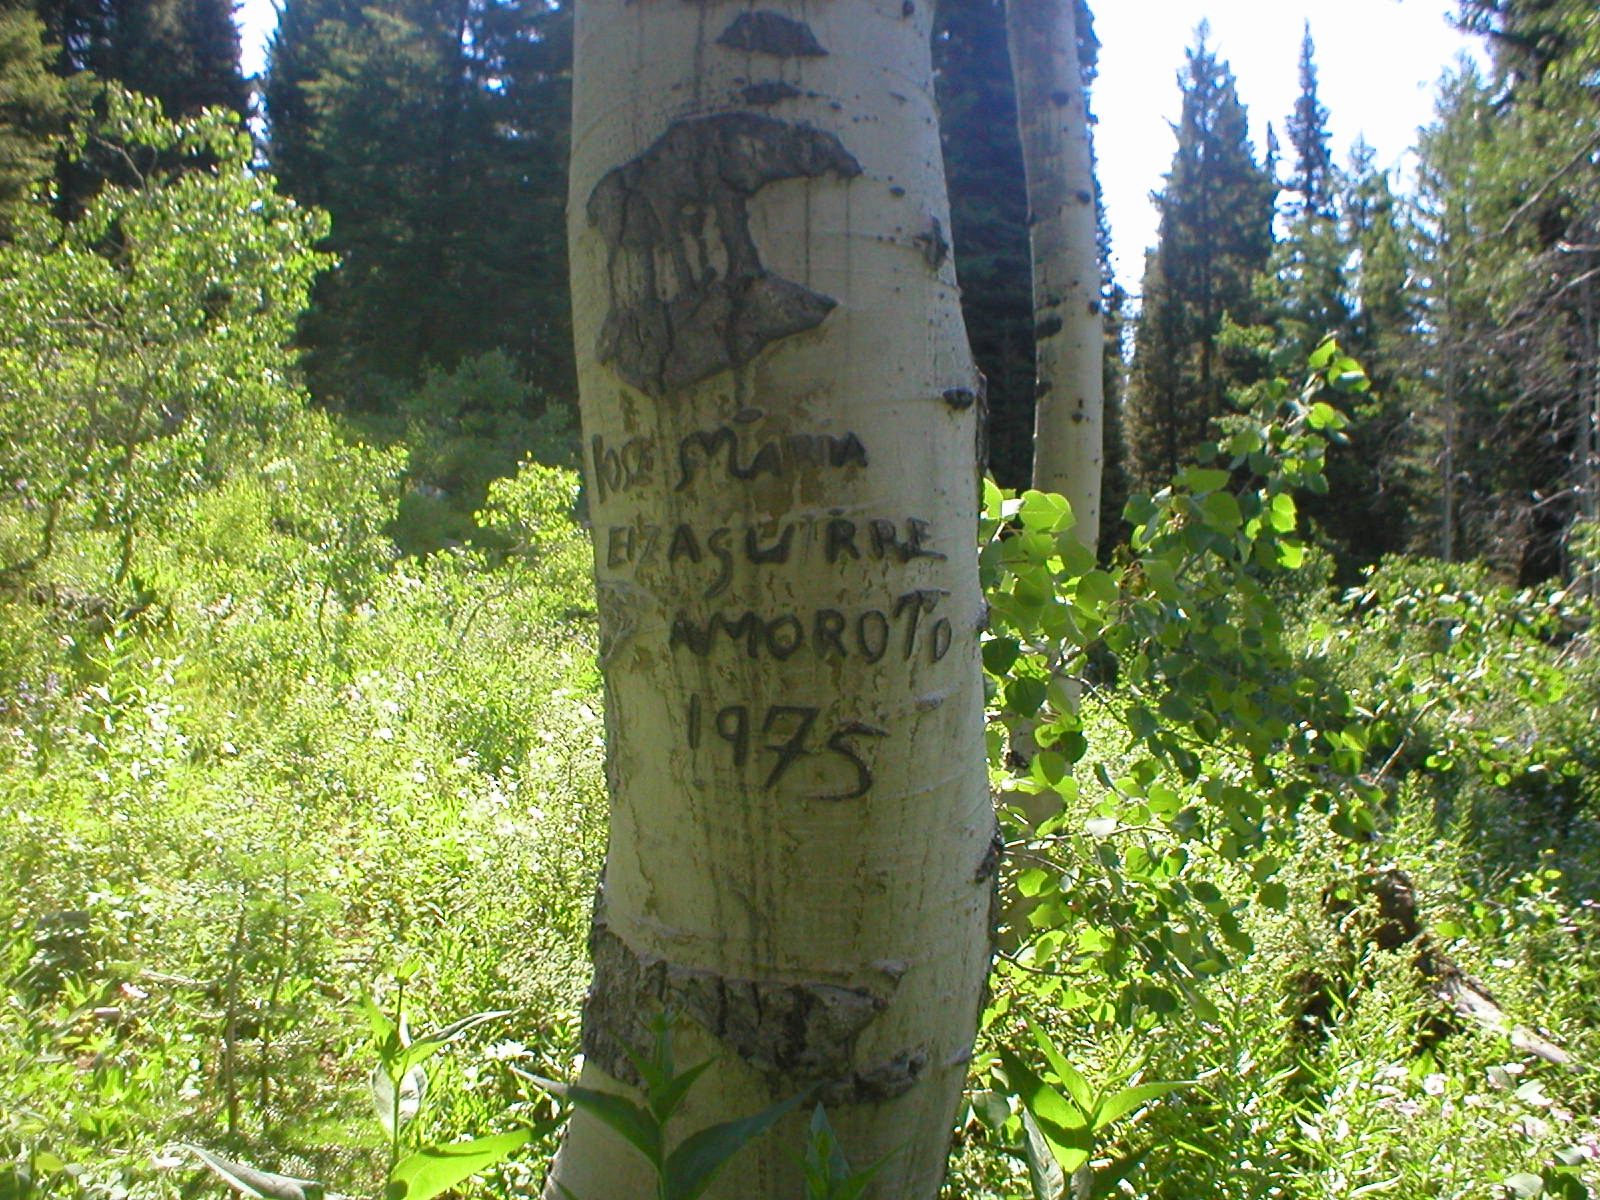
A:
[3,428,1599,1200]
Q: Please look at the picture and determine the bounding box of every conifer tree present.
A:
[33,0,247,117]
[1295,141,1419,572]
[260,0,360,205]
[264,0,573,408]
[1413,66,1497,564]
[31,0,247,220]
[1285,21,1334,221]
[1412,0,1600,578]
[1125,24,1276,489]
[1265,25,1347,363]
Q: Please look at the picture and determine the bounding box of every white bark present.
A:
[546,4,994,1197]
[1008,0,1104,549]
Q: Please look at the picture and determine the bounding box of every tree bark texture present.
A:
[1008,0,1104,548]
[547,3,994,1197]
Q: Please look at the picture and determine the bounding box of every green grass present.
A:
[0,430,603,1200]
[4,434,1599,1200]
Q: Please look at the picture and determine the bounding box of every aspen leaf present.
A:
[1018,490,1075,533]
[1176,467,1230,493]
[1306,401,1344,430]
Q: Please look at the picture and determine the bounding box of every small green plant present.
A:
[181,965,530,1200]
[798,1103,893,1200]
[526,1011,804,1200]
[998,1018,1188,1200]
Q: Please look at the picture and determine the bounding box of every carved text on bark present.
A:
[587,114,862,398]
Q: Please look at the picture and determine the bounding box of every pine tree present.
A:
[1343,139,1417,400]
[1265,26,1347,362]
[1454,0,1594,90]
[0,0,63,231]
[1294,141,1420,573]
[264,0,573,408]
[33,0,247,117]
[1125,24,1276,489]
[31,0,248,220]
[1285,21,1334,221]
[260,0,362,205]
[1411,3,1599,578]
[1414,65,1519,567]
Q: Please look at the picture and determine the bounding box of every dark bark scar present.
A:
[588,114,862,397]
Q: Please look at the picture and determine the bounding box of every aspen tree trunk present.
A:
[1007,0,1104,548]
[546,4,994,1198]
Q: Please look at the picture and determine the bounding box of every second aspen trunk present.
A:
[1008,0,1104,548]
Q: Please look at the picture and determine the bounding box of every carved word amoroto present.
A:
[669,590,953,665]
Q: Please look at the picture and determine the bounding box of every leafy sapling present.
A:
[524,1011,805,1200]
[181,966,530,1200]
[798,1103,894,1200]
[1000,1018,1189,1200]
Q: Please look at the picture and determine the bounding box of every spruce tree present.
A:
[1282,137,1419,576]
[33,0,247,117]
[1285,21,1334,220]
[264,0,573,408]
[1344,139,1414,369]
[1412,64,1537,568]
[260,0,362,209]
[31,0,247,219]
[1322,137,1422,568]
[1412,0,1600,579]
[1264,35,1425,574]
[1266,25,1347,362]
[1125,24,1276,489]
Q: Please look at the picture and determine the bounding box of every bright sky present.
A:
[1093,0,1482,292]
[233,0,1483,295]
